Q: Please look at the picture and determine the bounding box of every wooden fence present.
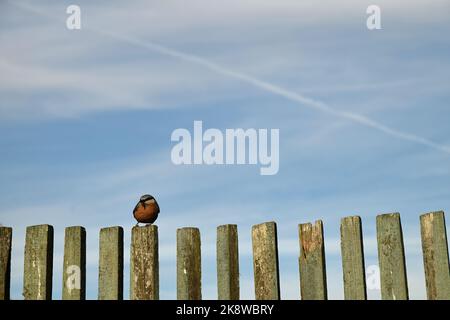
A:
[0,211,449,300]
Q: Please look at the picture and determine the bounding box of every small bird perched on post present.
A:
[133,194,160,225]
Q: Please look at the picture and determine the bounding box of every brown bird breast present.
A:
[133,201,160,224]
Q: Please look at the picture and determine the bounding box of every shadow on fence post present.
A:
[298,220,327,300]
[98,226,123,300]
[217,224,239,300]
[376,213,409,300]
[177,227,201,300]
[340,216,367,300]
[23,224,54,300]
[420,211,450,300]
[252,221,280,300]
[0,227,12,300]
[130,225,159,300]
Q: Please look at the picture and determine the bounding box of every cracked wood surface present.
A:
[299,220,327,300]
[420,211,450,300]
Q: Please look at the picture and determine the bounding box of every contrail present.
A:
[9,1,450,155]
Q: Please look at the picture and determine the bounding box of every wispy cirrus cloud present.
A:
[1,0,449,300]
[3,0,450,154]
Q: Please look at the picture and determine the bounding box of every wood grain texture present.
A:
[0,227,12,300]
[23,225,54,300]
[177,227,201,300]
[299,220,327,300]
[376,213,409,300]
[130,225,159,300]
[98,226,123,300]
[420,211,450,300]
[62,226,86,300]
[217,224,239,300]
[252,222,280,300]
[340,216,367,300]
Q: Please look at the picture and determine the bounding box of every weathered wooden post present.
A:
[98,226,123,300]
[62,226,86,300]
[130,225,159,300]
[298,220,327,300]
[217,224,239,300]
[0,227,12,300]
[376,213,409,300]
[340,216,367,300]
[177,227,201,300]
[420,211,450,300]
[23,224,54,300]
[252,221,280,300]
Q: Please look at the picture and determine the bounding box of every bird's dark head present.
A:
[140,194,154,202]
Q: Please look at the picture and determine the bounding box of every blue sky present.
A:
[1,0,449,299]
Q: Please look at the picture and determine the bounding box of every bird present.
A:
[133,194,160,225]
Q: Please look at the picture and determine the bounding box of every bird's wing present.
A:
[133,202,140,215]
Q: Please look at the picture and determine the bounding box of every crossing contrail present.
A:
[9,1,450,155]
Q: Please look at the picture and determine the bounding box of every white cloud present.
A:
[2,0,448,300]
[3,1,450,155]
